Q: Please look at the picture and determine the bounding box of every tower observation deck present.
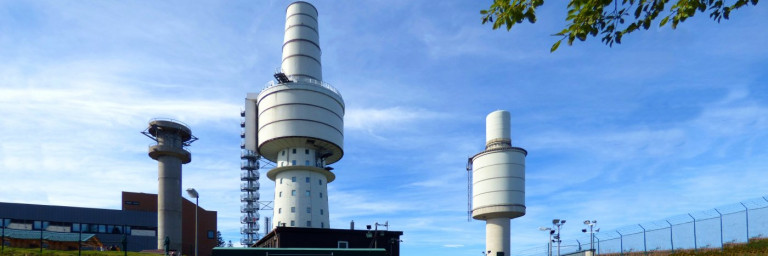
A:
[241,1,343,241]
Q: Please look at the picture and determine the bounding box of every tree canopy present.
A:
[481,0,760,52]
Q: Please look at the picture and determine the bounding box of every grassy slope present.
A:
[586,238,768,256]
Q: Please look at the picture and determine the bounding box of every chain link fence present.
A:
[514,195,768,256]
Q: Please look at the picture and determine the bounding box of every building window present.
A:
[305,149,309,154]
[319,180,322,185]
[207,230,215,239]
[279,191,282,197]
[291,160,296,165]
[291,207,296,213]
[72,223,81,232]
[278,208,282,214]
[306,190,310,196]
[280,178,283,184]
[282,150,285,156]
[292,149,296,154]
[321,222,324,228]
[320,209,324,215]
[320,192,323,198]
[305,160,310,166]
[338,241,349,248]
[306,221,311,227]
[124,201,139,205]
[290,220,295,227]
[305,177,310,183]
[277,221,281,227]
[291,190,296,196]
[306,207,311,213]
[292,177,296,182]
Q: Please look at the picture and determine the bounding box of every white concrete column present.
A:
[486,218,510,256]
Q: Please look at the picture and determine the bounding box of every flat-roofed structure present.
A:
[0,191,216,255]
[254,226,403,256]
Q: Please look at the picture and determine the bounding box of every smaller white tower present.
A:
[469,110,526,256]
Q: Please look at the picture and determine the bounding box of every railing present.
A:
[240,227,259,234]
[240,193,260,202]
[240,160,258,170]
[240,205,259,213]
[241,149,258,159]
[261,75,342,98]
[240,171,259,180]
[147,144,192,155]
[241,214,260,223]
[240,182,260,191]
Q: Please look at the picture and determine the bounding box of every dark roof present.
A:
[0,202,156,227]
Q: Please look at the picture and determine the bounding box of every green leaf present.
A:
[659,16,670,27]
[550,40,562,52]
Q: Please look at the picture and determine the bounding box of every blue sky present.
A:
[1,1,766,255]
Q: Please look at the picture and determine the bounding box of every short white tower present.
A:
[469,110,526,256]
[242,1,343,232]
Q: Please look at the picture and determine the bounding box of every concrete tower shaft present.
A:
[470,110,527,256]
[242,1,343,232]
[145,119,195,253]
[281,1,322,81]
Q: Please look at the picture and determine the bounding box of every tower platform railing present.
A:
[261,75,342,98]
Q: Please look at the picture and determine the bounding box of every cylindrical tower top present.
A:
[143,119,196,164]
[471,110,525,220]
[281,1,322,81]
[486,110,511,146]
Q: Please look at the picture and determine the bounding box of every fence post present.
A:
[617,230,623,256]
[665,220,674,253]
[638,224,647,255]
[714,208,724,251]
[688,213,697,252]
[577,239,581,251]
[595,236,600,255]
[740,202,749,242]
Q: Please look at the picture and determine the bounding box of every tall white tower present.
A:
[469,110,526,256]
[242,1,343,233]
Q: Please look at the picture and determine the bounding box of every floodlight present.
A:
[186,188,199,198]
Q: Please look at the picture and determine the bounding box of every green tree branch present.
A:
[481,0,760,52]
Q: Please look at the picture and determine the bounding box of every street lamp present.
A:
[552,219,566,256]
[581,220,599,255]
[539,227,555,256]
[186,188,199,256]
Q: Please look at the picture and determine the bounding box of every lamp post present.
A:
[582,220,598,255]
[186,188,199,256]
[539,227,554,256]
[552,219,566,256]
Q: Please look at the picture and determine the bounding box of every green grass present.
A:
[0,247,161,256]
[598,237,768,256]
